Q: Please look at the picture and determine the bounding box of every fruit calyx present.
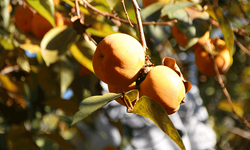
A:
[162,57,192,94]
[135,55,154,89]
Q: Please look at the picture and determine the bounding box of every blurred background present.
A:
[0,0,250,149]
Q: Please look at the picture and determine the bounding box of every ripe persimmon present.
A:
[172,24,210,48]
[143,0,170,7]
[31,13,53,39]
[92,33,145,88]
[139,65,187,115]
[31,11,66,39]
[195,38,231,76]
[14,5,33,32]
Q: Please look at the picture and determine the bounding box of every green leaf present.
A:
[40,26,79,66]
[71,93,122,126]
[70,34,96,73]
[141,2,167,20]
[213,6,235,59]
[132,96,186,150]
[26,0,56,27]
[106,0,119,10]
[86,21,118,37]
[113,0,137,22]
[0,0,10,29]
[160,1,195,18]
[59,56,75,94]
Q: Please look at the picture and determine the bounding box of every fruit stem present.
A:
[130,0,147,52]
[207,41,250,129]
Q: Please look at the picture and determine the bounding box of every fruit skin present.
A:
[195,38,231,76]
[31,13,53,39]
[92,33,145,88]
[31,11,66,39]
[139,65,186,115]
[172,24,188,47]
[143,0,170,7]
[14,5,33,32]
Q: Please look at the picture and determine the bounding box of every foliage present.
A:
[0,0,250,149]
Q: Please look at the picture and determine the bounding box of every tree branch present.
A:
[206,41,250,129]
[234,37,250,57]
[81,0,176,26]
[130,0,147,52]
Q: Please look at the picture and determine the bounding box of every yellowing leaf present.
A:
[132,96,186,150]
[218,100,244,116]
[0,74,18,93]
[70,44,94,73]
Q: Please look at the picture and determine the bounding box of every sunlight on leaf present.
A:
[71,93,122,126]
[0,75,18,93]
[218,100,244,117]
[70,34,95,73]
[141,2,167,20]
[132,96,186,150]
[160,1,195,18]
[86,21,118,37]
[124,89,139,103]
[40,26,78,66]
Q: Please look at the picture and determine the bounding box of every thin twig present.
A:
[210,19,250,37]
[81,0,176,26]
[234,37,250,57]
[223,0,233,11]
[75,0,81,18]
[206,41,250,129]
[130,0,147,52]
[230,127,250,140]
[121,0,133,27]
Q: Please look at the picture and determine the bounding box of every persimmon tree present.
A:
[0,0,250,149]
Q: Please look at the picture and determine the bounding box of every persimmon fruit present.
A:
[31,13,53,39]
[139,65,187,115]
[14,5,33,32]
[172,24,210,48]
[31,11,67,39]
[143,0,170,7]
[195,38,231,76]
[92,33,145,88]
